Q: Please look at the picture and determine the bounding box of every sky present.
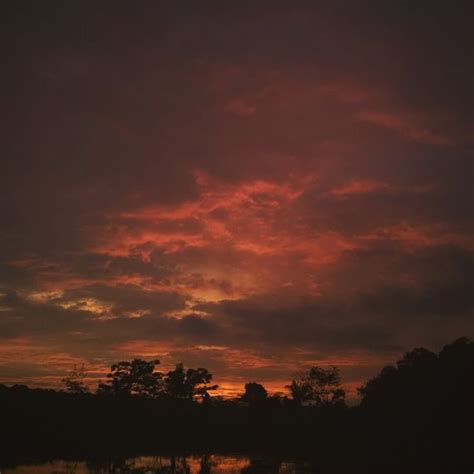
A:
[2,1,473,398]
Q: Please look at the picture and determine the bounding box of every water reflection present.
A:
[3,455,318,473]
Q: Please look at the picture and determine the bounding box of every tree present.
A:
[359,339,474,411]
[286,377,313,406]
[241,382,268,404]
[396,347,437,371]
[163,363,218,401]
[62,365,89,394]
[287,366,345,407]
[97,358,162,398]
[438,337,474,412]
[358,347,438,408]
[439,337,474,366]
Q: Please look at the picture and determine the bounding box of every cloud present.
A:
[225,98,256,116]
[0,245,472,395]
[56,284,186,317]
[328,179,391,198]
[356,110,453,145]
[1,1,472,397]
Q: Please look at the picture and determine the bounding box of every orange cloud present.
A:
[360,222,473,250]
[356,110,452,145]
[328,179,390,198]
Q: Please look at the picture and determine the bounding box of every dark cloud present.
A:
[57,283,186,315]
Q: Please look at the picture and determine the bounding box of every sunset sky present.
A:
[2,1,473,398]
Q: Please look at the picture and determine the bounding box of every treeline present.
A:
[60,358,347,408]
[1,337,473,472]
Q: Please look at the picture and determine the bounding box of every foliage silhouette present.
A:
[0,337,473,473]
[62,364,89,395]
[287,366,345,407]
[97,358,162,398]
[163,363,218,401]
[241,382,268,404]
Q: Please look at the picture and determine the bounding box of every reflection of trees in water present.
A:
[13,456,319,473]
[198,454,218,474]
[85,455,274,473]
[84,455,322,473]
[241,458,282,473]
[86,455,209,473]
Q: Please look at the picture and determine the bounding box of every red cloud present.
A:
[356,110,453,145]
[328,179,391,198]
[225,98,256,116]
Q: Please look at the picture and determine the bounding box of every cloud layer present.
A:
[1,1,473,397]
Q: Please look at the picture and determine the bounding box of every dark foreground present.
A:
[1,338,473,473]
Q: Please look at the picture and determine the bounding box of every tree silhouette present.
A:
[287,366,345,407]
[163,363,218,401]
[2,337,473,472]
[61,365,89,394]
[359,338,474,410]
[286,376,313,406]
[241,382,268,404]
[97,358,162,398]
[358,347,438,408]
[396,347,437,369]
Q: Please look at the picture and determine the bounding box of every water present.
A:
[2,454,319,473]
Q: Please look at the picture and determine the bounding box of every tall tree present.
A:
[97,358,162,398]
[287,366,345,407]
[359,339,474,410]
[358,347,438,408]
[163,363,218,401]
[241,382,268,404]
[62,365,89,395]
